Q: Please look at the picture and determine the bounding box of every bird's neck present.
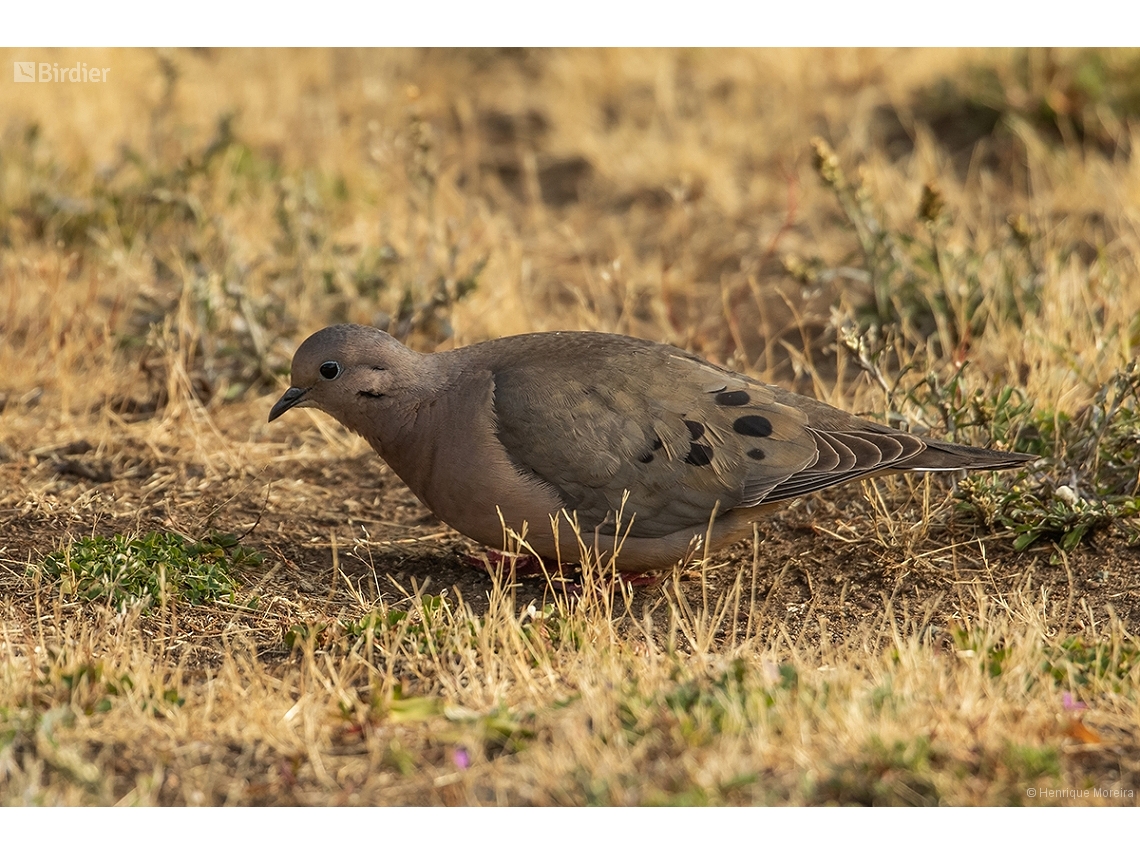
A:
[355,352,475,503]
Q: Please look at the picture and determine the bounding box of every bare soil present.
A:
[5,434,1137,660]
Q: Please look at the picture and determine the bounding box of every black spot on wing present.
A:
[639,434,664,465]
[747,448,766,460]
[685,443,714,466]
[684,419,706,440]
[715,390,750,406]
[734,415,773,437]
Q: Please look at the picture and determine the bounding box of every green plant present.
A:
[37,531,257,611]
[957,362,1140,551]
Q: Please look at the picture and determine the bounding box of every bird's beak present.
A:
[268,386,308,422]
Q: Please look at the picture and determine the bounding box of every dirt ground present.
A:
[4,425,1135,656]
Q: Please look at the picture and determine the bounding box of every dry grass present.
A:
[1,47,1139,805]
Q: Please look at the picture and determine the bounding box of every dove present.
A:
[269,325,1033,571]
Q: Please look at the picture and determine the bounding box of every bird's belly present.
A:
[394,450,565,556]
[434,491,772,572]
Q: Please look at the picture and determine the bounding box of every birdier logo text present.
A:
[13,62,109,83]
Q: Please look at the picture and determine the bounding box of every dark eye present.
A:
[319,361,341,380]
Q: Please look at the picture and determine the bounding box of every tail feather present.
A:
[898,438,1036,472]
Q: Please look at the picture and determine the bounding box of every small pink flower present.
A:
[1062,692,1088,712]
[453,748,470,770]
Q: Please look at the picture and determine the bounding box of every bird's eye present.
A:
[319,361,341,380]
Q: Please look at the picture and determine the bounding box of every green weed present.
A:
[37,531,257,611]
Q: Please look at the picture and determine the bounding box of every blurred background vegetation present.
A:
[3,48,1137,408]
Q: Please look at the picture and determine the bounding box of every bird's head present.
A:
[268,324,418,425]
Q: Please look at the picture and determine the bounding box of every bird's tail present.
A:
[900,438,1036,472]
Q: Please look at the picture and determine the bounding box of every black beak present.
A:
[268,386,307,422]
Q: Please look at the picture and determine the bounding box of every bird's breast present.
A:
[379,376,565,552]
